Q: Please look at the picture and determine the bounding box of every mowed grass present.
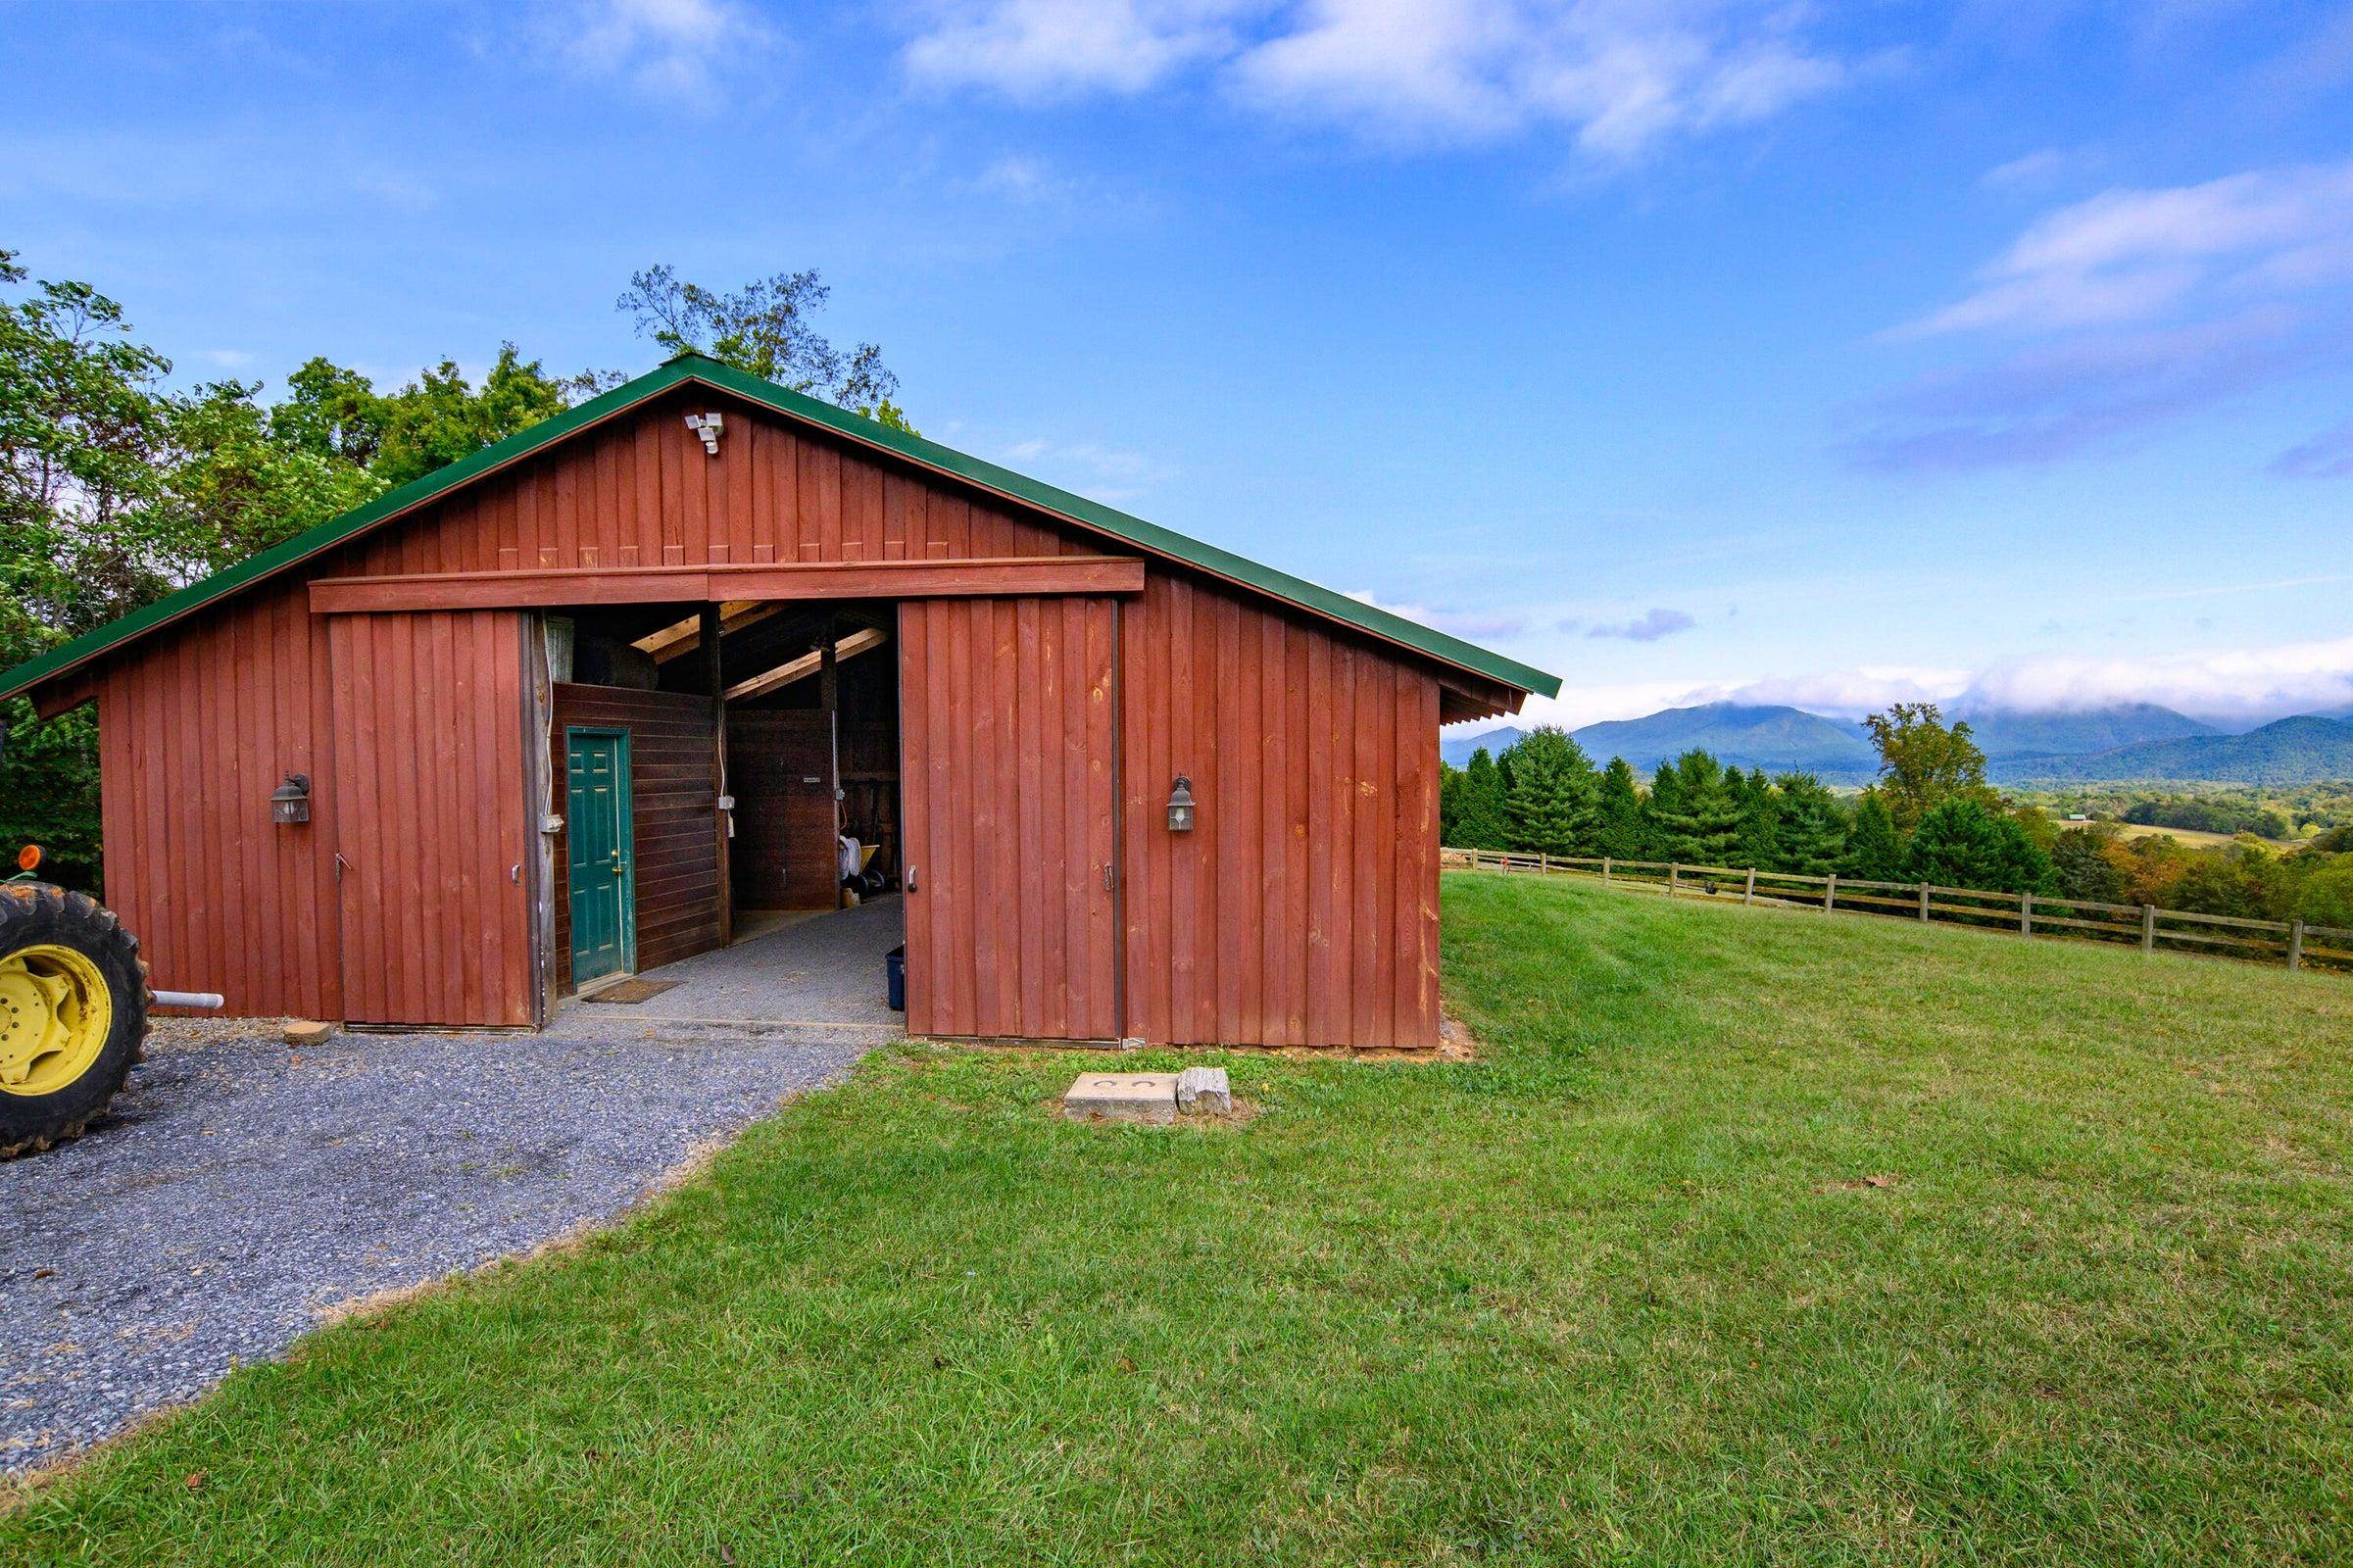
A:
[9,873,2353,1565]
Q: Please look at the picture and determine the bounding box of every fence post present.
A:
[1668,863,1680,898]
[2288,919,2305,973]
[1825,873,1837,912]
[2019,891,2033,937]
[1601,857,1612,884]
[2140,904,2157,954]
[1918,882,1931,922]
[1743,867,1756,906]
[1540,851,1550,874]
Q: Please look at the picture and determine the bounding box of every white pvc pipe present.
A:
[150,990,225,1009]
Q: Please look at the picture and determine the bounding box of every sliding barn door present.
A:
[327,611,536,1026]
[899,597,1119,1041]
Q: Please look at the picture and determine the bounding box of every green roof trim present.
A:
[0,353,1558,702]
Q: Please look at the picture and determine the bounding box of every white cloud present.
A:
[904,1,1857,157]
[1583,606,1695,641]
[2272,417,2353,479]
[552,0,767,101]
[1487,634,2353,739]
[904,0,1245,98]
[1346,588,1527,640]
[1958,636,2353,723]
[998,436,1175,502]
[1903,158,2353,338]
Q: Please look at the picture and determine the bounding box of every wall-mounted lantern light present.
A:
[270,772,312,825]
[1167,774,1196,833]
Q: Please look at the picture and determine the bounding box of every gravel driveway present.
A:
[0,1022,867,1474]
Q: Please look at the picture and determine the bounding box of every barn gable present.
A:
[0,354,1555,714]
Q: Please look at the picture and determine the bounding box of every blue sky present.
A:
[6,0,2352,728]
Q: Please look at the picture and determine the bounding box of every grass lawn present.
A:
[9,872,2353,1564]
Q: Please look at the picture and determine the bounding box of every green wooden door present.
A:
[565,729,633,985]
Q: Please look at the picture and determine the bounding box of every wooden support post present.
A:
[2019,892,2033,936]
[1539,851,1550,874]
[1742,867,1756,906]
[820,625,842,909]
[1824,873,1837,912]
[2141,904,2157,954]
[2288,919,2305,973]
[1919,882,1931,922]
[703,604,731,947]
[1668,863,1680,898]
[1601,857,1611,883]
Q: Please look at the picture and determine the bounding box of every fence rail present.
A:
[1443,848,2353,976]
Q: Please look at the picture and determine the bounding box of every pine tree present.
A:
[1646,750,1742,864]
[1900,800,2056,895]
[1501,727,1598,857]
[1641,760,1684,858]
[1593,757,1644,858]
[1772,772,1847,875]
[1732,765,1782,868]
[1840,790,1903,880]
[1452,748,1511,851]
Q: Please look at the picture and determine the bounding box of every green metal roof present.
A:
[0,353,1558,702]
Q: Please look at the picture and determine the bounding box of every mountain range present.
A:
[1440,702,2353,785]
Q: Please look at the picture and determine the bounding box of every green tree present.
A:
[1840,791,1903,881]
[1451,748,1511,851]
[1862,702,2000,832]
[1645,750,1741,864]
[1731,765,1782,867]
[1773,772,1847,875]
[1593,757,1644,858]
[1900,800,2055,895]
[2051,824,2130,903]
[618,265,911,431]
[1500,728,1597,857]
[1640,760,1683,858]
[158,380,383,574]
[369,347,593,489]
[1,249,180,890]
[2297,862,2353,928]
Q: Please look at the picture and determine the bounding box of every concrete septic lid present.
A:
[1061,1072,1179,1125]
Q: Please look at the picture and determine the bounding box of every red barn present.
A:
[0,356,1553,1048]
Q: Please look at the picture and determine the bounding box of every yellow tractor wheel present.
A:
[0,884,148,1158]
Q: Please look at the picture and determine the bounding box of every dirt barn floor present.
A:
[0,903,910,1475]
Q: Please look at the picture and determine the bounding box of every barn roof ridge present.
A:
[0,353,1559,703]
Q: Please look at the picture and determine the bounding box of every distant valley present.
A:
[1441,701,2353,786]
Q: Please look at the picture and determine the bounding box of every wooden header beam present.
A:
[308,556,1145,614]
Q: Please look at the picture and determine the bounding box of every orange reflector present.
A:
[15,845,40,873]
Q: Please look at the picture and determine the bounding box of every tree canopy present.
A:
[1863,703,1999,832]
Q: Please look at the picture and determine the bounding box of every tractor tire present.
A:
[0,883,149,1158]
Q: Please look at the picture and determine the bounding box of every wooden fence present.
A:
[1443,848,2353,976]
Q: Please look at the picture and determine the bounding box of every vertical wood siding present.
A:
[93,575,341,1018]
[342,387,1093,578]
[900,596,1118,1041]
[547,684,724,995]
[326,611,535,1026]
[725,711,838,912]
[1117,572,1443,1049]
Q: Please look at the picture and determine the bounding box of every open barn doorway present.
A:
[714,604,901,930]
[539,599,904,1027]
